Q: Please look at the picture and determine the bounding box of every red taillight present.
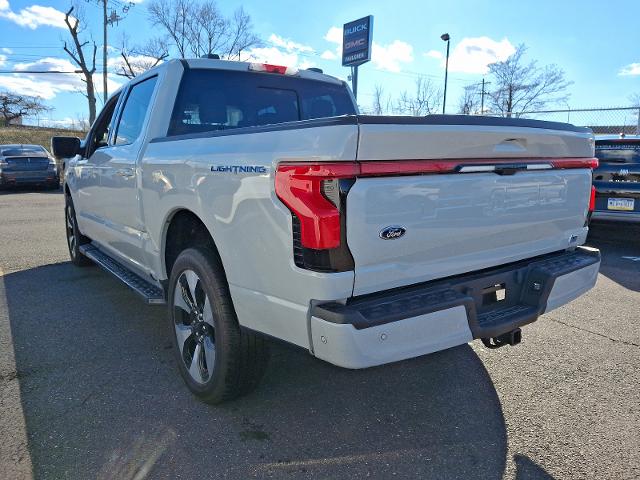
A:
[589,185,596,212]
[248,63,298,75]
[275,163,358,249]
[551,158,599,169]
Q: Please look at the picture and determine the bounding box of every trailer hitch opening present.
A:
[481,328,522,349]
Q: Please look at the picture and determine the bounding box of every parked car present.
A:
[0,144,60,189]
[592,135,640,222]
[52,58,600,403]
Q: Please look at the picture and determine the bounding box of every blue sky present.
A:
[0,0,639,126]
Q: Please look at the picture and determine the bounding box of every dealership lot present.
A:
[0,190,638,480]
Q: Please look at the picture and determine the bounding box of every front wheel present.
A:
[168,247,269,404]
[65,195,92,266]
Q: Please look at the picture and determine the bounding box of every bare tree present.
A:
[225,7,260,60]
[372,85,388,115]
[396,77,441,116]
[62,6,98,124]
[148,0,191,58]
[629,93,640,107]
[487,44,572,117]
[147,0,260,59]
[119,36,169,78]
[0,92,50,127]
[458,84,481,115]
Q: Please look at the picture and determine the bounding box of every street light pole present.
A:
[441,33,450,115]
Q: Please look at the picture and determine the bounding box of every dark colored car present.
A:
[592,136,640,222]
[0,144,60,189]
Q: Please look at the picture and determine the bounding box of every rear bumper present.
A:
[0,173,59,186]
[310,247,600,368]
[591,211,640,223]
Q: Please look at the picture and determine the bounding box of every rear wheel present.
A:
[168,247,269,403]
[65,195,92,266]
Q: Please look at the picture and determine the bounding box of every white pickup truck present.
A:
[52,58,601,403]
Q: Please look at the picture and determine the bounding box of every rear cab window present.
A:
[1,146,47,156]
[595,141,640,164]
[168,69,356,136]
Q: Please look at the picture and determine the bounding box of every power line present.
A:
[0,70,107,74]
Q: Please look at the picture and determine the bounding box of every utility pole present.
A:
[480,78,490,115]
[102,0,107,103]
[88,0,132,103]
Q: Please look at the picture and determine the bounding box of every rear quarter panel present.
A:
[140,125,358,347]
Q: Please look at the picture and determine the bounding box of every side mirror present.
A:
[51,136,81,159]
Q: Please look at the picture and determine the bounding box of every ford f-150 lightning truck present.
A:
[52,59,601,403]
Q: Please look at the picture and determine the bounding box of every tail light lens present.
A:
[589,185,596,212]
[248,63,299,75]
[275,163,358,250]
[551,158,599,169]
[276,163,358,272]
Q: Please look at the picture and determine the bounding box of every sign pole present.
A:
[352,65,359,101]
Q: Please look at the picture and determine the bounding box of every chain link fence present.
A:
[500,107,640,135]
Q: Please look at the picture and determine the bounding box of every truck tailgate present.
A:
[348,119,594,296]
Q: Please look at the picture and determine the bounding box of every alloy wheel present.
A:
[173,269,216,384]
[65,204,76,258]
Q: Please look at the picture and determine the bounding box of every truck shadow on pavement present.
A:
[587,222,640,292]
[3,261,517,479]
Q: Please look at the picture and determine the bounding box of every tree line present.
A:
[371,45,578,118]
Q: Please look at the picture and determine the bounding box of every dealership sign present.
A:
[342,16,374,67]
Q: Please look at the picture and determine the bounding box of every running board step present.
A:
[80,244,166,305]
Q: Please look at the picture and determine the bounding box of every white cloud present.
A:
[372,40,413,72]
[324,26,342,45]
[269,34,313,54]
[425,50,443,59]
[0,54,6,66]
[0,2,67,29]
[2,47,12,54]
[0,76,73,99]
[619,63,640,76]
[0,57,121,100]
[320,50,337,60]
[445,37,516,74]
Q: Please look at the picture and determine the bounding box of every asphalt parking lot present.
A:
[0,189,638,480]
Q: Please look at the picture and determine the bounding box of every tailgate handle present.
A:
[494,138,527,153]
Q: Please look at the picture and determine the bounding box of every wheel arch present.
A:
[161,208,221,280]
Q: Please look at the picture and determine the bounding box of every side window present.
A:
[87,94,119,156]
[115,76,157,145]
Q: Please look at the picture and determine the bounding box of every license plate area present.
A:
[482,283,506,306]
[607,197,634,211]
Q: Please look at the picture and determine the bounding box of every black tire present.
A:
[65,194,93,267]
[168,247,269,403]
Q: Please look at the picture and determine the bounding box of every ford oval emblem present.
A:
[379,225,406,240]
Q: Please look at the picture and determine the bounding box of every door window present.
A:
[87,94,119,156]
[115,76,158,145]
